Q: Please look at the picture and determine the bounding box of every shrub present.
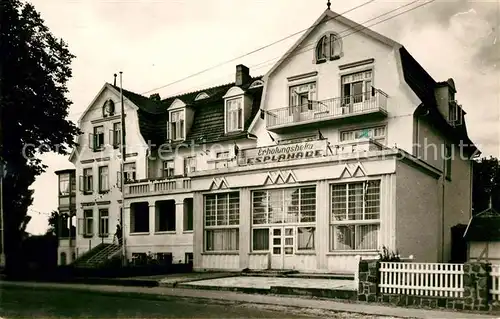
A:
[378,246,401,262]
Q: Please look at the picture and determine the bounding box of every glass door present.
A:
[270,226,295,269]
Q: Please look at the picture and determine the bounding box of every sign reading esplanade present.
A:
[244,140,327,165]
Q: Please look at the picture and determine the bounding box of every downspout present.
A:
[441,178,445,262]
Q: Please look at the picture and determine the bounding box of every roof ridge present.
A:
[160,75,263,102]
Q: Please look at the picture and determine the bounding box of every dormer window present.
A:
[248,80,264,89]
[226,97,243,132]
[195,92,210,101]
[169,110,185,141]
[315,32,342,63]
[102,99,115,117]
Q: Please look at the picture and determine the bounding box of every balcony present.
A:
[58,195,76,211]
[124,177,191,198]
[266,90,388,133]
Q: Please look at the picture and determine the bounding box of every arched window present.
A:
[103,99,115,117]
[195,92,210,101]
[248,80,264,89]
[60,252,67,265]
[315,32,342,63]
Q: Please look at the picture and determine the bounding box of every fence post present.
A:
[463,262,491,311]
[357,258,380,302]
[354,255,361,288]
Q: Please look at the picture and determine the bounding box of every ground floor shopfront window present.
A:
[204,192,240,252]
[251,186,316,268]
[330,180,380,251]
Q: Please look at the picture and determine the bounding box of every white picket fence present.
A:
[490,264,500,301]
[379,262,464,298]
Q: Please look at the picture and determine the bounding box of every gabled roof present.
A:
[110,84,167,147]
[464,209,500,241]
[402,46,479,156]
[265,9,401,78]
[112,76,263,148]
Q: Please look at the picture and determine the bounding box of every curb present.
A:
[176,282,357,300]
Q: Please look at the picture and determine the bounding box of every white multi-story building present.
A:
[62,8,478,273]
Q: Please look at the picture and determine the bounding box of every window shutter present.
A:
[117,171,121,190]
[109,129,113,146]
[77,218,84,235]
[237,108,242,129]
[105,169,109,191]
[180,119,185,139]
[79,176,84,192]
[88,133,94,149]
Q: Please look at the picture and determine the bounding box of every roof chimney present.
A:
[235,64,251,87]
[113,73,117,86]
[149,93,161,101]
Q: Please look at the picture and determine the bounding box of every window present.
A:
[83,210,93,236]
[60,252,67,265]
[316,33,342,62]
[59,174,70,196]
[169,110,185,141]
[445,145,452,180]
[99,209,109,236]
[131,202,149,233]
[204,192,239,251]
[251,187,316,225]
[124,163,136,182]
[298,227,315,251]
[289,82,317,113]
[92,126,105,151]
[98,166,109,193]
[112,122,121,148]
[340,126,386,145]
[252,228,269,251]
[184,198,193,231]
[156,200,176,232]
[341,70,373,106]
[81,168,93,194]
[226,98,243,132]
[330,181,380,251]
[103,99,115,117]
[163,160,175,178]
[184,157,196,175]
[195,92,209,101]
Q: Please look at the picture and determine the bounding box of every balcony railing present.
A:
[266,90,388,131]
[124,177,191,197]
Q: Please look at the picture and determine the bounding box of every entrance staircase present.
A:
[73,243,122,268]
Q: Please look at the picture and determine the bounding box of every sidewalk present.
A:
[0,280,497,319]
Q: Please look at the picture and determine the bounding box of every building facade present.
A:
[62,8,478,273]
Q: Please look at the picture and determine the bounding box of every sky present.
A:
[26,0,500,234]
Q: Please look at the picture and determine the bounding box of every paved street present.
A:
[0,284,397,318]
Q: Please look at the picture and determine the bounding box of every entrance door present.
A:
[270,226,295,270]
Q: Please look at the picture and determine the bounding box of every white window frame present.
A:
[225,97,243,133]
[289,82,317,114]
[329,180,381,252]
[82,168,93,193]
[83,209,93,236]
[163,160,175,178]
[315,33,342,62]
[184,156,196,175]
[169,110,185,141]
[93,126,105,150]
[112,122,121,148]
[339,125,386,145]
[59,174,70,196]
[251,186,316,225]
[98,166,109,193]
[204,192,240,252]
[123,162,136,183]
[98,208,109,236]
[341,70,373,106]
